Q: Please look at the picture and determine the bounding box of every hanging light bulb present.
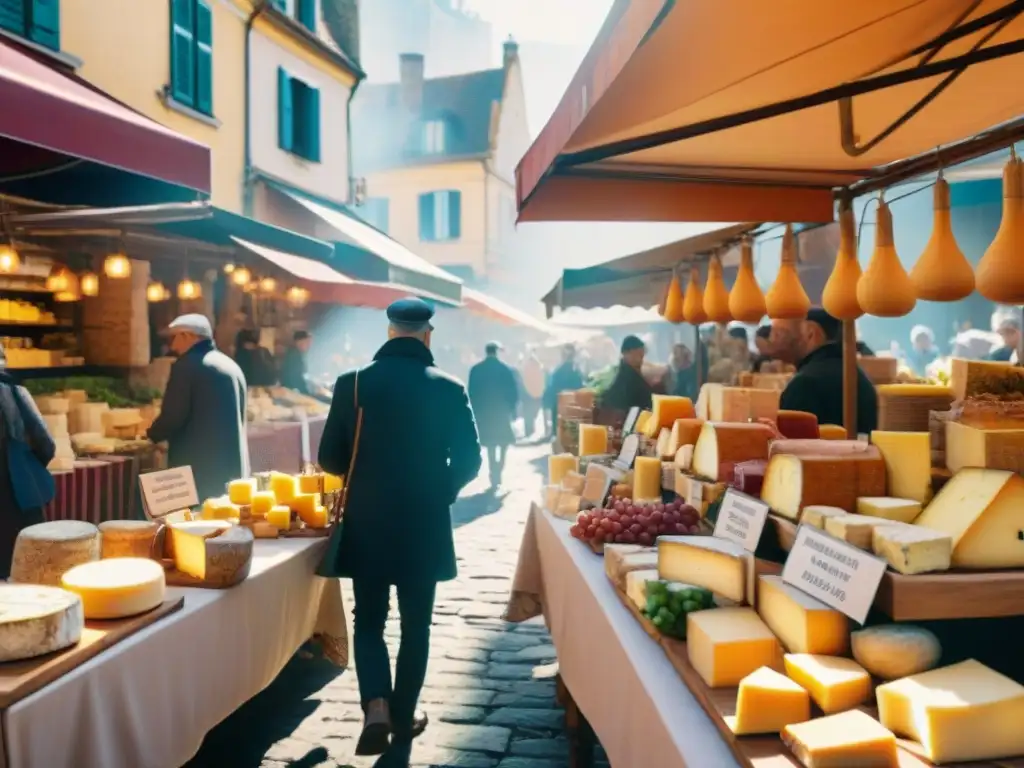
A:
[0,243,20,274]
[224,263,236,274]
[259,277,278,294]
[147,281,168,302]
[286,286,310,308]
[765,225,811,320]
[103,250,131,279]
[661,271,684,324]
[79,271,100,297]
[821,200,864,320]
[231,266,251,286]
[177,279,202,300]
[46,266,72,294]
[856,194,917,317]
[682,265,706,325]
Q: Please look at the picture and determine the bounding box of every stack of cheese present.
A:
[544,453,588,519]
[101,408,143,439]
[695,383,780,423]
[37,398,75,472]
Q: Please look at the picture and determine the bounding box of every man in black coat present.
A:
[542,344,584,437]
[318,298,482,767]
[147,314,249,502]
[599,335,654,412]
[468,342,518,489]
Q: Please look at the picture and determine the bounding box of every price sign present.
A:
[613,434,640,470]
[686,477,704,510]
[139,466,199,520]
[782,524,887,624]
[712,489,769,552]
[622,407,641,434]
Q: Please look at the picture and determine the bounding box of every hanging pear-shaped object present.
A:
[662,271,684,323]
[821,201,863,320]
[909,175,975,302]
[703,253,732,323]
[682,265,707,324]
[976,156,1024,303]
[728,239,765,323]
[856,196,917,317]
[765,225,811,319]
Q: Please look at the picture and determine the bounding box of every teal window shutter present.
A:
[278,67,294,151]
[297,0,315,31]
[418,193,435,241]
[170,0,196,106]
[270,0,287,11]
[0,0,26,37]
[28,0,59,50]
[305,86,321,162]
[448,191,462,239]
[194,0,213,114]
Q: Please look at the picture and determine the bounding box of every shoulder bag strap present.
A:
[332,371,363,523]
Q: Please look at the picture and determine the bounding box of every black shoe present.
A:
[393,710,428,741]
[372,740,412,768]
[355,699,392,756]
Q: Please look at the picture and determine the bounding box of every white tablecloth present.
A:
[2,539,346,768]
[508,505,741,768]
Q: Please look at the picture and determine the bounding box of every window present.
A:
[271,0,315,32]
[418,191,461,242]
[170,0,213,115]
[278,67,321,162]
[422,120,446,154]
[0,0,60,51]
[358,198,390,234]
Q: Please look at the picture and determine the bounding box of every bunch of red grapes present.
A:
[570,498,702,546]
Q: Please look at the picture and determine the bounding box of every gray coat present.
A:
[148,339,249,502]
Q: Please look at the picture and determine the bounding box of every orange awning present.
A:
[518,0,1024,223]
[461,288,554,333]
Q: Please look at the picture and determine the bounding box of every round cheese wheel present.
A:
[98,520,159,559]
[11,521,100,586]
[60,558,166,619]
[851,624,941,680]
[0,584,84,662]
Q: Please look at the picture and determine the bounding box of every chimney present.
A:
[399,52,424,112]
[503,36,519,69]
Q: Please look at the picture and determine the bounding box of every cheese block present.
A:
[0,584,84,662]
[870,431,932,503]
[762,453,886,521]
[697,384,780,423]
[324,473,343,492]
[855,497,921,523]
[270,472,298,504]
[818,424,847,440]
[34,395,70,415]
[876,384,954,432]
[227,478,257,505]
[554,492,582,519]
[201,496,240,521]
[691,422,773,481]
[69,402,109,434]
[577,424,608,456]
[543,485,561,511]
[633,456,662,501]
[801,506,846,530]
[823,514,898,550]
[104,407,142,428]
[945,420,1024,474]
[729,666,811,735]
[658,536,754,604]
[769,439,878,459]
[633,410,652,436]
[60,557,166,619]
[308,505,329,528]
[266,506,292,531]
[98,520,159,559]
[757,575,848,655]
[870,524,951,575]
[914,468,1024,568]
[625,568,660,610]
[162,520,230,559]
[643,395,696,437]
[655,428,673,459]
[548,453,578,484]
[250,491,276,517]
[674,444,694,471]
[781,710,898,768]
[169,523,253,587]
[950,356,1024,399]
[10,521,101,586]
[290,492,322,524]
[605,548,658,589]
[783,654,871,714]
[297,474,323,494]
[876,659,1024,763]
[42,413,68,437]
[850,624,941,680]
[560,471,586,495]
[687,607,781,688]
[776,410,819,439]
[63,389,87,406]
[667,418,704,456]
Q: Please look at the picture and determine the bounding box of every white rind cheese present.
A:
[851,624,942,680]
[61,558,166,619]
[0,584,84,662]
[10,521,100,586]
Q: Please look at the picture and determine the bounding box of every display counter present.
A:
[247,416,327,474]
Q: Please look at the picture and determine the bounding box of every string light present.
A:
[0,243,20,274]
[231,267,251,286]
[177,279,202,300]
[103,251,131,279]
[146,281,168,302]
[80,272,99,297]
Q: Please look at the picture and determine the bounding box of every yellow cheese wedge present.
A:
[323,473,343,492]
[548,453,578,484]
[667,418,704,456]
[250,491,276,517]
[870,524,951,575]
[657,536,754,604]
[687,607,781,688]
[297,474,323,495]
[655,428,673,459]
[290,492,322,524]
[800,506,846,530]
[633,410,652,436]
[227,478,256,505]
[606,548,659,590]
[270,472,298,504]
[696,383,780,422]
[945,420,1024,474]
[729,666,810,735]
[782,710,898,768]
[823,514,899,551]
[169,524,253,586]
[60,557,166,619]
[914,468,1024,568]
[644,394,695,437]
[266,506,292,531]
[308,505,329,529]
[757,575,848,655]
[869,431,932,503]
[202,496,239,521]
[855,496,921,523]
[577,424,608,456]
[876,659,1024,763]
[691,421,773,481]
[783,654,871,714]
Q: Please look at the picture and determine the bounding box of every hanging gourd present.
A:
[682,265,707,324]
[856,194,916,317]
[703,253,732,323]
[821,200,863,319]
[976,152,1024,304]
[662,271,684,323]
[765,224,811,319]
[909,173,974,301]
[728,238,765,323]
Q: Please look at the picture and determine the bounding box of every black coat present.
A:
[468,356,518,447]
[148,339,250,502]
[779,342,878,434]
[236,346,277,387]
[280,346,309,394]
[543,362,584,413]
[600,362,653,412]
[318,338,482,584]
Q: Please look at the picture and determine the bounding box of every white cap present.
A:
[164,314,213,339]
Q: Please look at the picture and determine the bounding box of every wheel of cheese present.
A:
[60,558,166,619]
[98,520,159,559]
[0,584,84,662]
[169,523,254,587]
[10,521,100,586]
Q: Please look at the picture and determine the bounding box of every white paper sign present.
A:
[612,434,640,470]
[139,467,199,520]
[685,477,704,510]
[713,489,769,552]
[782,524,887,624]
[622,407,641,434]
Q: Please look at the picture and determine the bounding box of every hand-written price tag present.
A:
[782,524,887,624]
[138,466,199,520]
[712,488,769,552]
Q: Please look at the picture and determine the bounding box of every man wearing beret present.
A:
[318,297,482,767]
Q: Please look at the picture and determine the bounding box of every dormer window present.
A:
[422,120,446,154]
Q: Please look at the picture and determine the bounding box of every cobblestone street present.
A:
[187,442,605,768]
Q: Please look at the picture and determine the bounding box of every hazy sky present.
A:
[464,0,612,48]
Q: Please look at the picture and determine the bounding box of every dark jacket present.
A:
[600,362,653,412]
[318,338,482,584]
[0,374,55,577]
[779,342,878,434]
[148,339,249,502]
[986,345,1015,362]
[236,346,277,388]
[543,362,585,413]
[280,346,309,394]
[468,356,518,447]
